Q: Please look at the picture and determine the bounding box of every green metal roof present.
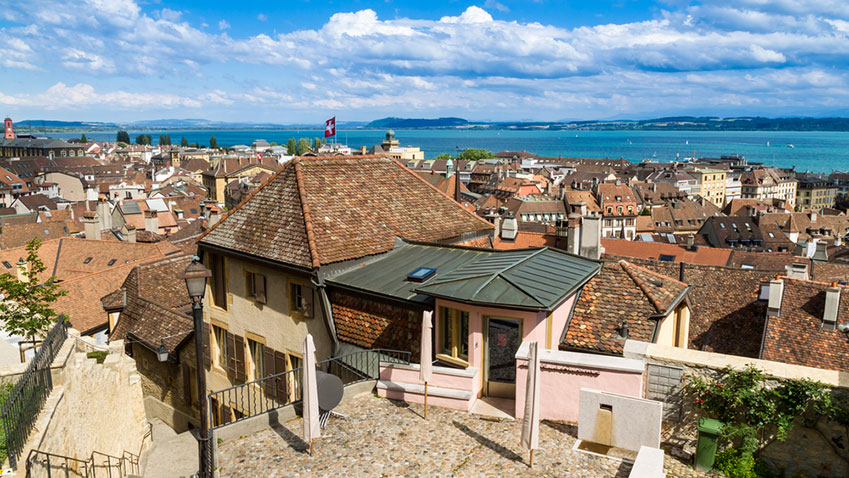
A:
[326,241,601,311]
[324,242,490,305]
[414,247,601,311]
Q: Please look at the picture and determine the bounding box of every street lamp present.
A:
[156,339,169,363]
[181,256,211,478]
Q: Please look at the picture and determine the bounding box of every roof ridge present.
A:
[196,160,290,243]
[472,248,548,297]
[618,260,667,314]
[293,158,321,269]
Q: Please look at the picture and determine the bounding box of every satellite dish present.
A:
[315,370,344,411]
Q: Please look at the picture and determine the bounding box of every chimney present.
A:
[767,277,784,316]
[454,173,461,203]
[125,224,137,243]
[686,234,695,250]
[823,283,840,329]
[97,197,112,231]
[207,206,221,228]
[83,210,100,240]
[4,117,13,139]
[566,213,582,255]
[16,258,28,282]
[501,215,518,240]
[579,216,603,260]
[144,210,158,234]
[492,215,501,239]
[574,201,587,217]
[810,210,817,223]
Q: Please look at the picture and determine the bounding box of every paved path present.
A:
[142,419,199,478]
[217,394,719,477]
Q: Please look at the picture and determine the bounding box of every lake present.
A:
[50,129,849,174]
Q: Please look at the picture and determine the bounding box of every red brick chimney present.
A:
[4,117,13,139]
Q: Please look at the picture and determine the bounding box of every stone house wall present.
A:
[132,338,200,433]
[625,340,849,478]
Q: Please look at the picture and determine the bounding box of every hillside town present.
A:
[1,113,849,478]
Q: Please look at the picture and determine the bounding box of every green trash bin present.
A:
[695,417,723,471]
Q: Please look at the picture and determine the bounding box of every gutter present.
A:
[313,270,340,357]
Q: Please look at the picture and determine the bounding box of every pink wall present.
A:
[379,364,476,391]
[515,355,644,422]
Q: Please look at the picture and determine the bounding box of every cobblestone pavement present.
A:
[217,393,720,477]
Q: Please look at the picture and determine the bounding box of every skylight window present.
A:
[108,259,116,266]
[407,267,437,282]
[2,261,11,269]
[659,254,675,262]
[83,257,92,264]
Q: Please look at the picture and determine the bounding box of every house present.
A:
[649,198,722,234]
[196,156,494,419]
[740,167,797,207]
[795,176,838,210]
[505,197,566,224]
[595,182,639,239]
[0,166,29,207]
[201,157,280,205]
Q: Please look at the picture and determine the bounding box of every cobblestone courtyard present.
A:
[216,392,718,477]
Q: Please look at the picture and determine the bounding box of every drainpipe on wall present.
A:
[313,271,340,357]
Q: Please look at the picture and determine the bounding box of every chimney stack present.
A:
[566,213,582,255]
[207,206,221,228]
[97,197,112,231]
[16,258,28,282]
[687,234,695,251]
[823,283,840,329]
[579,215,604,260]
[501,215,518,240]
[83,210,100,240]
[144,209,158,234]
[767,277,784,316]
[125,224,137,243]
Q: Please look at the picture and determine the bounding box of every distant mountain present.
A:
[366,117,469,128]
[15,120,120,129]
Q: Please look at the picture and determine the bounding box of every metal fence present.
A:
[208,349,410,430]
[2,319,68,470]
[25,448,140,478]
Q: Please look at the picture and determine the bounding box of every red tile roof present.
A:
[601,238,732,266]
[330,290,420,354]
[200,156,493,268]
[493,231,557,250]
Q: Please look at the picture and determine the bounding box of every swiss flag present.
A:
[324,117,336,137]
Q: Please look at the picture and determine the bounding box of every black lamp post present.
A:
[182,256,211,478]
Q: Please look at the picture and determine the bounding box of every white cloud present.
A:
[218,19,230,30]
[257,13,267,22]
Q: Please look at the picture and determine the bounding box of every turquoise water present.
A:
[52,129,849,173]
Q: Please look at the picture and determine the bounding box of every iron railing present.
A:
[25,449,140,478]
[208,349,410,430]
[2,318,68,469]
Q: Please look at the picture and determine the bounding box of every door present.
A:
[485,318,521,399]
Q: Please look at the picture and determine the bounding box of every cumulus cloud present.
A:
[1,1,848,118]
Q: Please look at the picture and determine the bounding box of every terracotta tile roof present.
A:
[493,231,557,250]
[0,221,71,249]
[330,290,420,353]
[200,156,494,268]
[110,295,193,356]
[601,238,732,266]
[761,279,849,372]
[561,260,688,355]
[563,190,601,212]
[55,263,137,333]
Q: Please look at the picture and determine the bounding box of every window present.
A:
[209,253,227,309]
[213,325,227,368]
[107,259,116,266]
[248,339,264,380]
[83,257,93,264]
[439,307,469,364]
[289,282,312,318]
[246,271,267,304]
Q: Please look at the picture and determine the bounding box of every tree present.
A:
[434,153,452,160]
[181,136,189,147]
[209,135,218,149]
[135,134,151,145]
[116,130,130,143]
[159,134,172,146]
[287,138,297,155]
[269,142,278,147]
[314,137,321,151]
[0,238,67,345]
[80,133,87,143]
[296,138,311,156]
[457,148,493,161]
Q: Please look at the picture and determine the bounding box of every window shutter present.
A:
[226,331,236,377]
[202,322,211,369]
[274,351,287,402]
[182,362,192,407]
[302,287,313,318]
[263,346,276,397]
[254,274,266,304]
[234,335,247,383]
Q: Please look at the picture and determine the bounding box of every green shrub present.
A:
[87,351,109,364]
[714,448,776,478]
[0,382,14,464]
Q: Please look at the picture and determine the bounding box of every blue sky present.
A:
[1,0,848,123]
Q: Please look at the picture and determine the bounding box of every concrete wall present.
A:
[577,388,662,452]
[22,340,148,477]
[625,340,849,478]
[514,344,644,422]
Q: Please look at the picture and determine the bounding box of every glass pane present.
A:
[459,312,469,360]
[440,308,452,355]
[487,319,519,384]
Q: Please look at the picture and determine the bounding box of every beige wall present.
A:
[202,250,331,396]
[654,303,689,349]
[40,172,87,202]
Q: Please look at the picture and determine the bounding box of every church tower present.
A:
[4,118,13,139]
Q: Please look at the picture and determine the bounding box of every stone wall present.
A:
[625,340,849,478]
[132,339,199,433]
[23,339,148,476]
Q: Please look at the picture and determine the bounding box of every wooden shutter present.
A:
[254,274,266,304]
[302,287,314,318]
[263,346,276,397]
[274,351,287,402]
[202,322,211,370]
[226,331,236,377]
[234,335,247,383]
[182,362,192,406]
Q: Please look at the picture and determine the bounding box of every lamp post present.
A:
[182,256,212,478]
